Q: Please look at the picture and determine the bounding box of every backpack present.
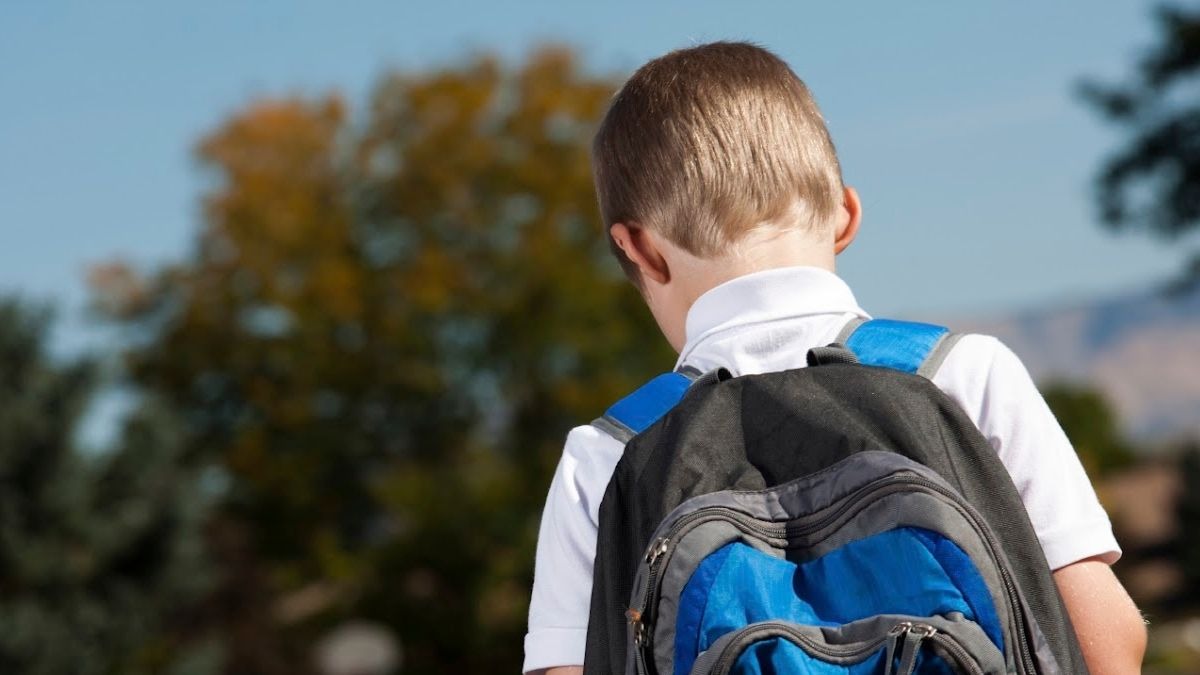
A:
[581,319,1088,675]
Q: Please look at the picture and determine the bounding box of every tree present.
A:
[1041,381,1133,478]
[0,299,215,675]
[94,48,671,673]
[1081,4,1200,289]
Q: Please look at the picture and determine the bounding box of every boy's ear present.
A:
[610,222,671,285]
[834,186,862,255]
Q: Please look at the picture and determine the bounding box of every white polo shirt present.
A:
[523,266,1119,673]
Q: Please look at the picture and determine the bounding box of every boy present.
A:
[524,42,1145,674]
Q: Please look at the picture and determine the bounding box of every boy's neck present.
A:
[671,227,836,310]
[634,188,858,352]
[639,224,842,352]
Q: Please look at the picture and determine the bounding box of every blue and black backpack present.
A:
[582,319,1088,675]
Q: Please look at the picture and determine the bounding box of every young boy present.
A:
[524,42,1145,675]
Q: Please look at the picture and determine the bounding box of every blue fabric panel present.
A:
[604,372,692,434]
[910,529,1004,650]
[673,528,1003,675]
[845,319,948,374]
[675,544,731,671]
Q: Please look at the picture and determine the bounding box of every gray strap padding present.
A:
[590,365,704,445]
[834,316,867,345]
[591,415,635,445]
[916,332,964,380]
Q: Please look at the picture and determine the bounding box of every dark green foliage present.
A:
[1041,381,1134,478]
[1080,5,1200,287]
[1176,443,1200,605]
[0,300,216,675]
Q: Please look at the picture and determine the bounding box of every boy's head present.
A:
[592,41,861,349]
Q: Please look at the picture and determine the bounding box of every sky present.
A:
[0,0,1186,364]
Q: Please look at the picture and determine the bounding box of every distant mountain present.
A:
[944,283,1200,441]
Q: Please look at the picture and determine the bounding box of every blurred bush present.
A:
[1041,381,1135,479]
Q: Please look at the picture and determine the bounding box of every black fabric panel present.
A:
[581,363,1087,675]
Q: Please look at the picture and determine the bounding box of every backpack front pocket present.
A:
[627,451,1055,675]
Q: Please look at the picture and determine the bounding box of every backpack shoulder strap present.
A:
[593,318,962,443]
[836,317,963,379]
[592,367,702,444]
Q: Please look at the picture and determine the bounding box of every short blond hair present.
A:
[593,42,843,263]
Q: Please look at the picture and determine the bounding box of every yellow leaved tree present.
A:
[94,48,671,674]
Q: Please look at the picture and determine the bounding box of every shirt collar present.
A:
[677,266,868,364]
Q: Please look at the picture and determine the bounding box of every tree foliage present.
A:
[93,48,670,673]
[1081,4,1200,286]
[1041,381,1134,478]
[0,300,214,675]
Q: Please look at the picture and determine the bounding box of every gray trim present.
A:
[645,452,940,535]
[916,331,965,380]
[675,364,704,380]
[834,316,867,345]
[591,415,635,445]
[650,520,768,669]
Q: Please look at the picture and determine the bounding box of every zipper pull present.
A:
[883,622,910,675]
[626,608,647,648]
[889,623,936,675]
[645,537,669,565]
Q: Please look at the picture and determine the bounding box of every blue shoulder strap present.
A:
[839,318,961,378]
[593,369,699,443]
[594,320,961,443]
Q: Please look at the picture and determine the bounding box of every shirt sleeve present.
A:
[524,425,625,673]
[932,334,1121,571]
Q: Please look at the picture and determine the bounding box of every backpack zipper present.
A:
[632,471,1037,674]
[706,620,907,675]
[704,620,986,675]
[928,630,988,675]
[884,623,987,675]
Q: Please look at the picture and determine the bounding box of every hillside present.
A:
[946,283,1200,441]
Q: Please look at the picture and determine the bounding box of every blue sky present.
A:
[0,0,1185,360]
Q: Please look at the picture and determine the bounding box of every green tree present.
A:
[1081,4,1200,288]
[94,48,671,673]
[1041,381,1134,478]
[0,300,215,675]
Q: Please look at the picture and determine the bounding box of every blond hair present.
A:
[593,42,843,266]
